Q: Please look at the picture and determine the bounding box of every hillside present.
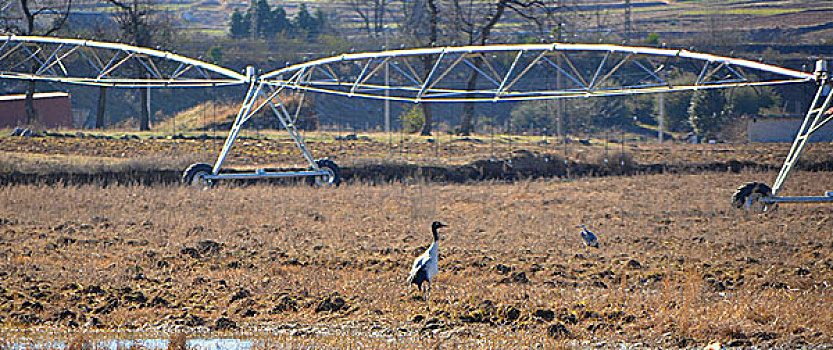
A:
[65,0,833,44]
[4,0,833,134]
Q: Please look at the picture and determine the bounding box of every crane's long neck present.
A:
[429,227,439,256]
[428,240,438,256]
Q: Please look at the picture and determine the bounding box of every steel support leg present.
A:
[212,80,262,174]
[259,84,318,169]
[772,76,833,195]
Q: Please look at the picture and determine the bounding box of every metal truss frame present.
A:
[2,36,830,201]
[259,43,813,103]
[0,35,247,87]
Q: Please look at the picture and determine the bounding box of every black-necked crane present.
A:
[407,221,447,306]
[578,224,599,248]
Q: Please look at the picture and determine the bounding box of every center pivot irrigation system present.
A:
[1,35,831,210]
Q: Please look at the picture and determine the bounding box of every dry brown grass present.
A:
[0,169,832,347]
[5,131,833,172]
[166,333,188,350]
[153,101,239,133]
[66,334,97,350]
[0,152,197,175]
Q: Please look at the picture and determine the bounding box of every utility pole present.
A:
[624,0,632,44]
[555,2,566,143]
[96,87,107,129]
[658,93,664,143]
[384,25,390,133]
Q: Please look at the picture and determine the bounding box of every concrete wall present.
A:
[747,117,833,143]
[0,92,73,128]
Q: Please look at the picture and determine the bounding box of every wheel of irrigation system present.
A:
[182,163,214,189]
[307,159,342,187]
[732,182,773,212]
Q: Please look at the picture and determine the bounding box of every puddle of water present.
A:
[107,338,255,350]
[3,325,410,349]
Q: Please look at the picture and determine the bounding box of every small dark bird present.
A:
[407,221,447,305]
[578,224,599,248]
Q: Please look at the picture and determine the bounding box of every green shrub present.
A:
[399,105,425,134]
[646,32,660,45]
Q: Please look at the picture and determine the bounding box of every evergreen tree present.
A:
[229,9,249,38]
[313,8,328,34]
[294,4,316,35]
[726,86,779,117]
[662,92,694,132]
[271,6,291,34]
[252,0,272,37]
[688,89,727,139]
[510,101,556,130]
[227,0,294,39]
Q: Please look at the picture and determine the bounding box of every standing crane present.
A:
[407,221,447,307]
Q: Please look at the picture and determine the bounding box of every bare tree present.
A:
[73,18,121,129]
[451,0,550,135]
[344,0,388,34]
[103,0,173,131]
[3,0,72,127]
[105,0,151,130]
[400,0,440,135]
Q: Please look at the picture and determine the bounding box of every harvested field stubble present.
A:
[5,133,833,170]
[7,134,833,188]
[0,171,832,347]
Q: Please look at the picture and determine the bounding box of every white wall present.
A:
[747,117,833,143]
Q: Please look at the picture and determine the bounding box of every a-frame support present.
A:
[184,67,339,187]
[771,61,833,196]
[736,60,833,210]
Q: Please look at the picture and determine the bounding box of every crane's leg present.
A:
[425,281,431,309]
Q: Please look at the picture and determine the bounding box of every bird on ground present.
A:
[577,224,599,248]
[407,221,447,306]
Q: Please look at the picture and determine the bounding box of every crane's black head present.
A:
[431,221,447,241]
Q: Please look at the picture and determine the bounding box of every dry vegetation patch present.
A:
[0,170,832,347]
[6,132,833,171]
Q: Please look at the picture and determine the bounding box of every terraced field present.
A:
[65,0,833,44]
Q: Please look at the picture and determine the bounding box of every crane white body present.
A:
[408,241,439,285]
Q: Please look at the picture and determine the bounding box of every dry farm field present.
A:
[0,132,833,348]
[4,131,833,171]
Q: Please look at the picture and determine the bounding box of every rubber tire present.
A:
[307,159,342,187]
[182,163,214,188]
[732,182,772,210]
